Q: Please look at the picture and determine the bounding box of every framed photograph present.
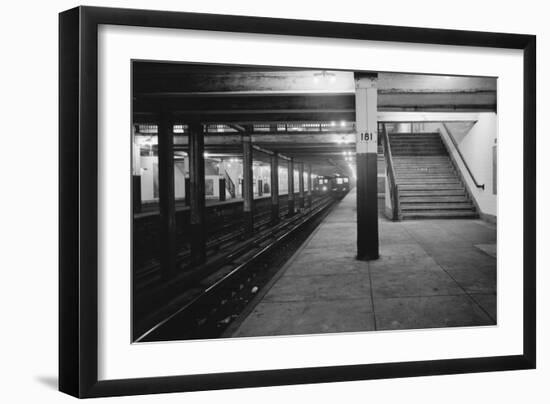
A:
[59,6,536,398]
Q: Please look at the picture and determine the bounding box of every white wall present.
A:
[2,1,548,404]
[174,160,188,199]
[278,166,289,194]
[253,164,271,196]
[438,114,498,219]
[139,156,157,201]
[138,157,188,202]
[205,174,220,199]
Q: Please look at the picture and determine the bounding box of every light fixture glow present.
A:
[313,70,336,83]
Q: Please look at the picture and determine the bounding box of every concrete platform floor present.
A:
[229,188,496,338]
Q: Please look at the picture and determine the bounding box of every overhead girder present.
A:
[133,63,496,95]
[133,91,495,123]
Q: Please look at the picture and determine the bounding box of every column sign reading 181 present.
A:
[357,131,377,154]
[360,132,375,142]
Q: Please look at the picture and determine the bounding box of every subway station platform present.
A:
[228,188,496,337]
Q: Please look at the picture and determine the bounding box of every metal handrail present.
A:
[224,170,236,198]
[441,123,485,190]
[381,125,400,221]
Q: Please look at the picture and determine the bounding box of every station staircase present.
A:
[388,132,478,220]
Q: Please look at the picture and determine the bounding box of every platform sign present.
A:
[357,129,377,154]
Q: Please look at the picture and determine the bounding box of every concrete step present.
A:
[392,148,445,152]
[390,139,442,144]
[390,139,443,143]
[400,196,470,203]
[394,159,450,164]
[390,134,441,138]
[391,145,447,151]
[394,154,448,158]
[397,180,460,185]
[395,166,454,171]
[395,173,457,179]
[394,157,450,160]
[393,152,447,156]
[390,141,444,146]
[389,133,440,138]
[398,183,465,190]
[401,211,479,220]
[393,156,449,160]
[396,173,458,178]
[392,147,445,151]
[390,144,445,150]
[396,173,456,178]
[394,161,451,165]
[400,203,475,211]
[393,164,454,172]
[395,166,453,170]
[397,178,461,184]
[392,148,446,152]
[392,144,444,146]
[399,189,466,197]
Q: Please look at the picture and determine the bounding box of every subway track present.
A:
[134,199,295,291]
[134,194,300,281]
[134,192,343,342]
[134,195,322,290]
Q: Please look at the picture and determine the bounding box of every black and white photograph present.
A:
[131,62,498,343]
[1,0,543,401]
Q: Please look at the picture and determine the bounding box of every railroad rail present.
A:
[134,192,342,341]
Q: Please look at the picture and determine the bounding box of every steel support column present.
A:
[242,135,254,235]
[219,177,226,201]
[157,113,177,278]
[307,164,313,208]
[355,73,380,260]
[298,162,305,210]
[270,153,280,224]
[287,158,295,217]
[132,175,142,214]
[189,121,206,265]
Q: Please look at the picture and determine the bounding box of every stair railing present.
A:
[381,124,400,221]
[441,123,485,190]
[224,170,236,198]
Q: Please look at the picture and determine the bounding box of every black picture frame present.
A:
[59,5,536,398]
